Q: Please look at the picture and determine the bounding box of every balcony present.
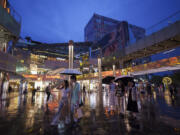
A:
[0,2,21,37]
[0,50,17,72]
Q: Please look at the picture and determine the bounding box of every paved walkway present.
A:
[0,90,180,135]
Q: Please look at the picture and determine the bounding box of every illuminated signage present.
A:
[22,74,61,80]
[77,56,180,80]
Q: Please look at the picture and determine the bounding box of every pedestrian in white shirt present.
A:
[51,80,70,126]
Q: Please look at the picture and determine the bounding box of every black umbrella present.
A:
[114,75,134,86]
[60,69,82,75]
[102,76,115,84]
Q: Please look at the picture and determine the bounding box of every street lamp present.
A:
[68,40,74,69]
[98,55,102,86]
[98,55,103,111]
[113,64,116,76]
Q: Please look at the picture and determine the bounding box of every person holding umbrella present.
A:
[127,80,139,119]
[70,75,82,124]
[45,83,51,102]
[60,69,83,125]
[114,75,134,112]
[109,79,116,111]
[102,76,115,97]
[51,80,70,126]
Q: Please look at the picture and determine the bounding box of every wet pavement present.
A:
[0,89,180,135]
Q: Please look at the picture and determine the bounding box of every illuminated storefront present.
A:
[22,74,62,90]
[78,56,180,80]
[78,79,99,92]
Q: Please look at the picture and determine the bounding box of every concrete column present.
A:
[11,36,19,56]
[119,59,123,69]
[98,56,103,109]
[119,59,124,75]
[89,47,92,58]
[89,80,91,91]
[2,42,7,53]
[68,40,74,69]
[113,64,116,76]
[12,40,15,56]
[98,57,102,89]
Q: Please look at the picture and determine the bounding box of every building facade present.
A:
[85,13,145,44]
[90,21,145,58]
[84,13,120,42]
[85,14,147,69]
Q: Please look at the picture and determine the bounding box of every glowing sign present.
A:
[162,77,172,85]
[46,75,61,79]
[22,74,61,80]
[23,74,38,79]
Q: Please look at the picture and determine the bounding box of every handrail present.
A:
[146,10,180,31]
[127,10,180,46]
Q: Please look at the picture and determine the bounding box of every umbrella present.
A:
[114,75,134,86]
[102,76,115,84]
[60,68,82,75]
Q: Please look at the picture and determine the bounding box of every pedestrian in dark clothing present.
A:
[146,82,152,101]
[46,84,51,102]
[173,84,177,95]
[32,88,37,102]
[83,86,86,94]
[169,84,174,97]
[8,86,12,93]
[127,81,138,118]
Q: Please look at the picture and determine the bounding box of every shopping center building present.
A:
[0,1,180,93]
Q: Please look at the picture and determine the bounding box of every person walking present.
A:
[115,80,125,115]
[23,82,28,95]
[70,75,81,124]
[127,81,139,119]
[83,85,86,95]
[19,80,24,95]
[109,79,116,111]
[45,84,51,102]
[51,80,70,126]
[139,81,145,94]
[31,87,37,102]
[146,82,152,101]
[169,84,175,98]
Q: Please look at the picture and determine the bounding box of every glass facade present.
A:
[85,14,119,42]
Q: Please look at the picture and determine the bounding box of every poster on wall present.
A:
[102,21,129,57]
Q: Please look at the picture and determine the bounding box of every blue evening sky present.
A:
[10,0,180,43]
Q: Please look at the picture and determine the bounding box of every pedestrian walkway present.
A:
[0,89,180,135]
[0,92,21,101]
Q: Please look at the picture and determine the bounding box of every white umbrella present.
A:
[60,69,82,75]
[115,75,134,80]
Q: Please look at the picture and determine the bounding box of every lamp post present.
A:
[113,64,116,76]
[119,59,124,75]
[98,48,102,90]
[68,40,74,69]
[98,49,103,111]
[98,56,102,89]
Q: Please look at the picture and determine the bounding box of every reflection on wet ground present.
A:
[0,89,180,135]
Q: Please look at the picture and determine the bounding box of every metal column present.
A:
[68,40,74,69]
